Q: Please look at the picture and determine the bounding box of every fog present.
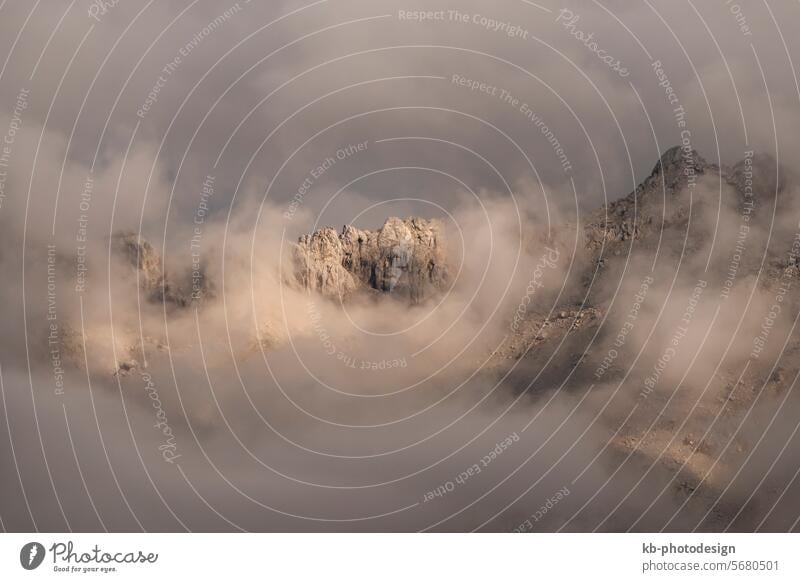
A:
[1,0,799,532]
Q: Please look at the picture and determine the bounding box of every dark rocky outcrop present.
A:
[111,233,214,308]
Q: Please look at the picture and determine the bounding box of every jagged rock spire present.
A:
[292,217,449,303]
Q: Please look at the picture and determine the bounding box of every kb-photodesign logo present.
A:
[19,542,46,570]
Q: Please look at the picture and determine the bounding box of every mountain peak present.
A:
[651,145,707,177]
[293,216,448,303]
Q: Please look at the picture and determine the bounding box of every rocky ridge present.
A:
[112,232,214,308]
[584,146,784,255]
[291,216,449,303]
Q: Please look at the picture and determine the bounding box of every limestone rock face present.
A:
[293,217,448,303]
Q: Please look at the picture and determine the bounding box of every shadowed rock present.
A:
[111,232,215,308]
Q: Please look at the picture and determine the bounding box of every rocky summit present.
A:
[292,216,449,303]
[111,232,214,308]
